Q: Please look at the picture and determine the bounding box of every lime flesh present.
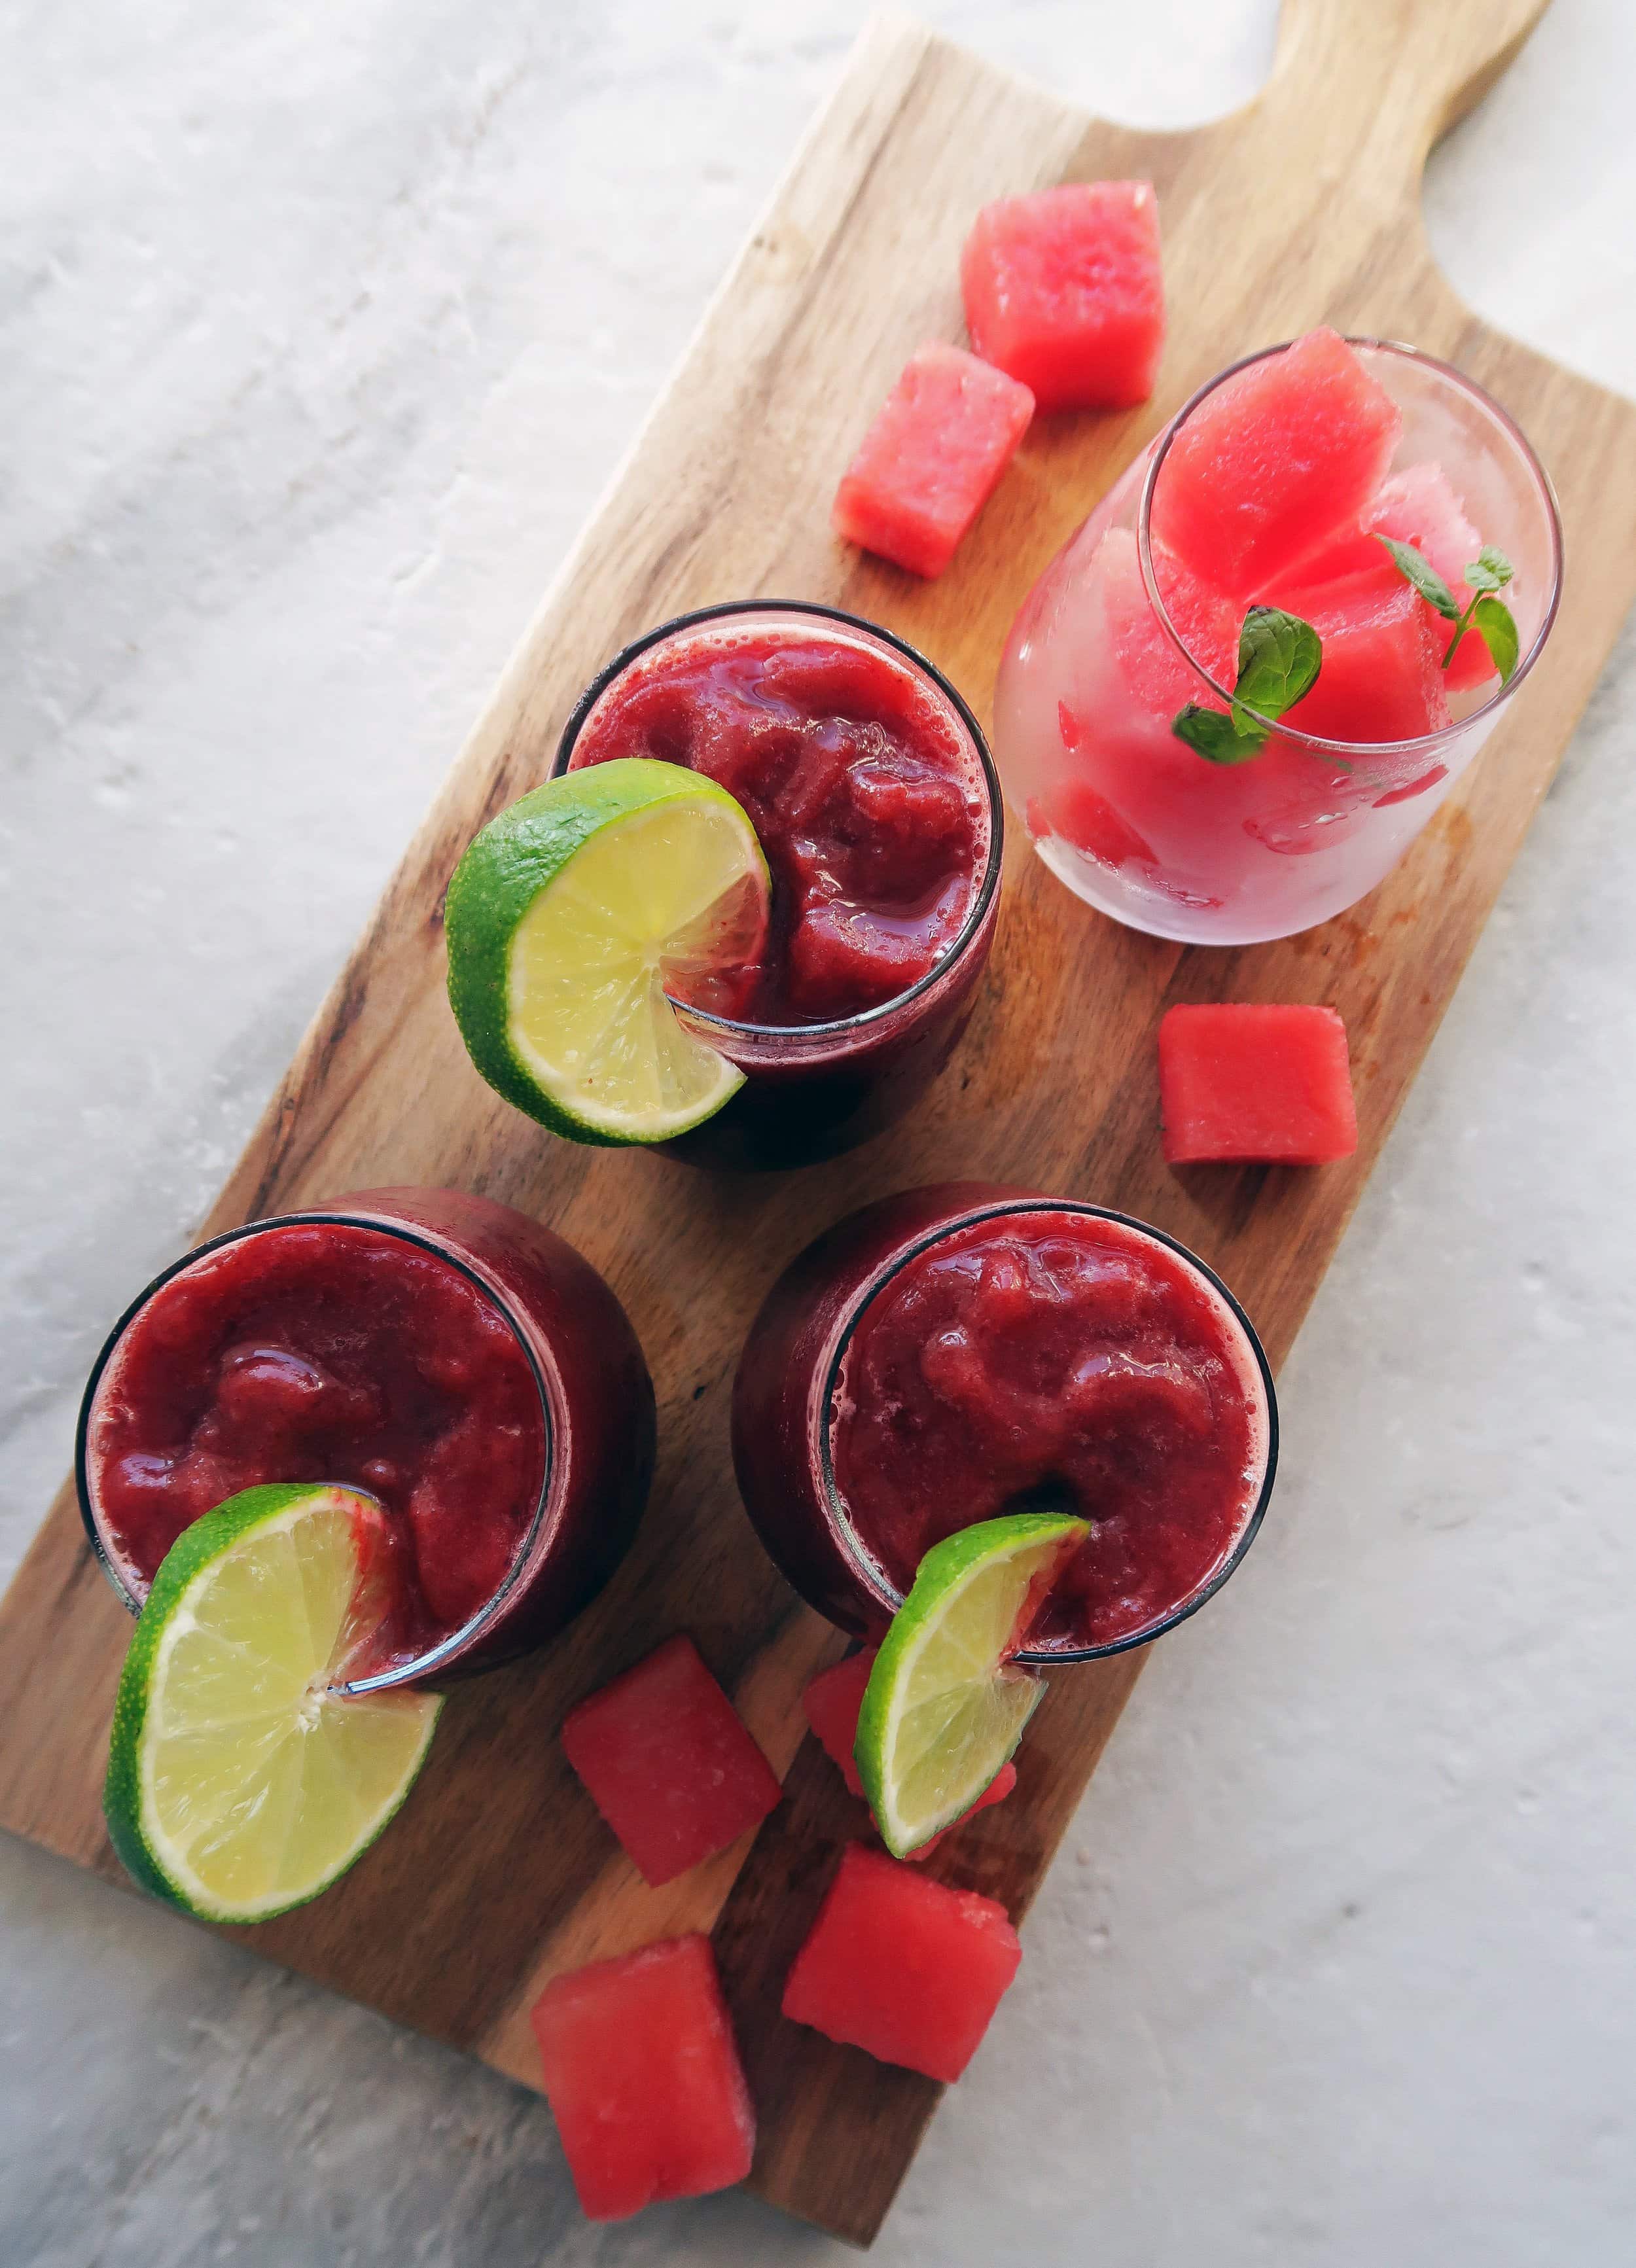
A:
[446,758,770,1145]
[104,1483,441,1923]
[855,1512,1088,1858]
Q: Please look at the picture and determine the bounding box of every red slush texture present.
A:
[561,1635,782,1887]
[781,1843,1022,2082]
[832,340,1034,578]
[1160,1002,1358,1165]
[830,1211,1264,1650]
[960,181,1166,410]
[87,1223,544,1663]
[532,1935,754,2220]
[801,1648,1017,1858]
[1151,327,1402,600]
[567,624,988,1025]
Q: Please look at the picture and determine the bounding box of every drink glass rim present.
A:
[1137,335,1566,760]
[815,1195,1280,1665]
[551,597,1005,1042]
[75,1208,558,1695]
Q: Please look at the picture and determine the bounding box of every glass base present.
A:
[1035,834,1385,947]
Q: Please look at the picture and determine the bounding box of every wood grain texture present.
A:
[4,0,1634,2244]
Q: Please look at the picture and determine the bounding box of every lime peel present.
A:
[855,1512,1088,1858]
[104,1483,441,1924]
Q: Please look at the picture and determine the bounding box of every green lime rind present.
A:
[103,1483,442,1924]
[855,1512,1089,1859]
[444,757,766,1146]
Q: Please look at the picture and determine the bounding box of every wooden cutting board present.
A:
[3,0,1631,2244]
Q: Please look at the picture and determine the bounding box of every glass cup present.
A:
[731,1182,1277,1663]
[993,340,1563,945]
[554,601,1003,1170]
[77,1186,655,1691]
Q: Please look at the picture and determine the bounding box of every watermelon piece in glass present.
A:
[532,1934,755,2221]
[1370,463,1497,692]
[781,1843,1022,2081]
[1279,461,1498,696]
[1151,327,1402,599]
[832,340,1034,578]
[1101,527,1241,713]
[1275,571,1451,745]
[561,1634,781,1887]
[802,1648,1017,1859]
[1160,1002,1358,1165]
[959,180,1166,410]
[1026,776,1160,873]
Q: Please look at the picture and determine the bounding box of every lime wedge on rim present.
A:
[103,1483,442,1924]
[855,1512,1088,1858]
[445,757,770,1146]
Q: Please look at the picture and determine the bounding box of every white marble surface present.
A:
[4,2,1635,2260]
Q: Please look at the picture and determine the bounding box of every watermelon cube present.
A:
[532,1935,755,2220]
[1152,328,1402,599]
[1276,571,1450,745]
[802,1648,874,1797]
[1160,1002,1357,1165]
[1276,461,1497,700]
[561,1635,781,1887]
[1096,527,1241,713]
[1369,463,1497,692]
[781,1843,1022,2081]
[832,341,1034,578]
[960,180,1166,410]
[1027,777,1160,872]
[802,1648,1017,1858]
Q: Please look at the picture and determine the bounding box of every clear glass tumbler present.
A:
[554,601,1003,1169]
[993,340,1563,945]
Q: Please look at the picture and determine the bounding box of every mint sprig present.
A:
[1172,606,1323,764]
[1374,535,1519,683]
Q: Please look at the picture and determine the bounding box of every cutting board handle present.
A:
[1265,0,1551,175]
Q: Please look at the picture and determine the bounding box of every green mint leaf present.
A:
[1464,546,1515,595]
[1233,606,1323,720]
[1472,593,1520,682]
[1171,703,1266,765]
[1170,606,1321,764]
[1375,535,1461,620]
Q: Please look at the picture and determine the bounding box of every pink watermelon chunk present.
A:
[1369,464,1497,693]
[781,1843,1023,2080]
[1027,774,1159,870]
[561,1635,781,1887]
[1277,462,1497,696]
[960,180,1166,410]
[532,1935,755,2220]
[1160,1003,1357,1165]
[1152,328,1402,599]
[832,341,1034,578]
[1096,527,1241,712]
[802,1648,1017,1858]
[802,1649,874,1798]
[1275,571,1450,744]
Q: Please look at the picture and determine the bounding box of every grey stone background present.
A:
[4,1,1633,2261]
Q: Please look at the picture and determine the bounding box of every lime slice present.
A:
[855,1512,1088,1858]
[445,756,771,1145]
[103,1483,442,1924]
